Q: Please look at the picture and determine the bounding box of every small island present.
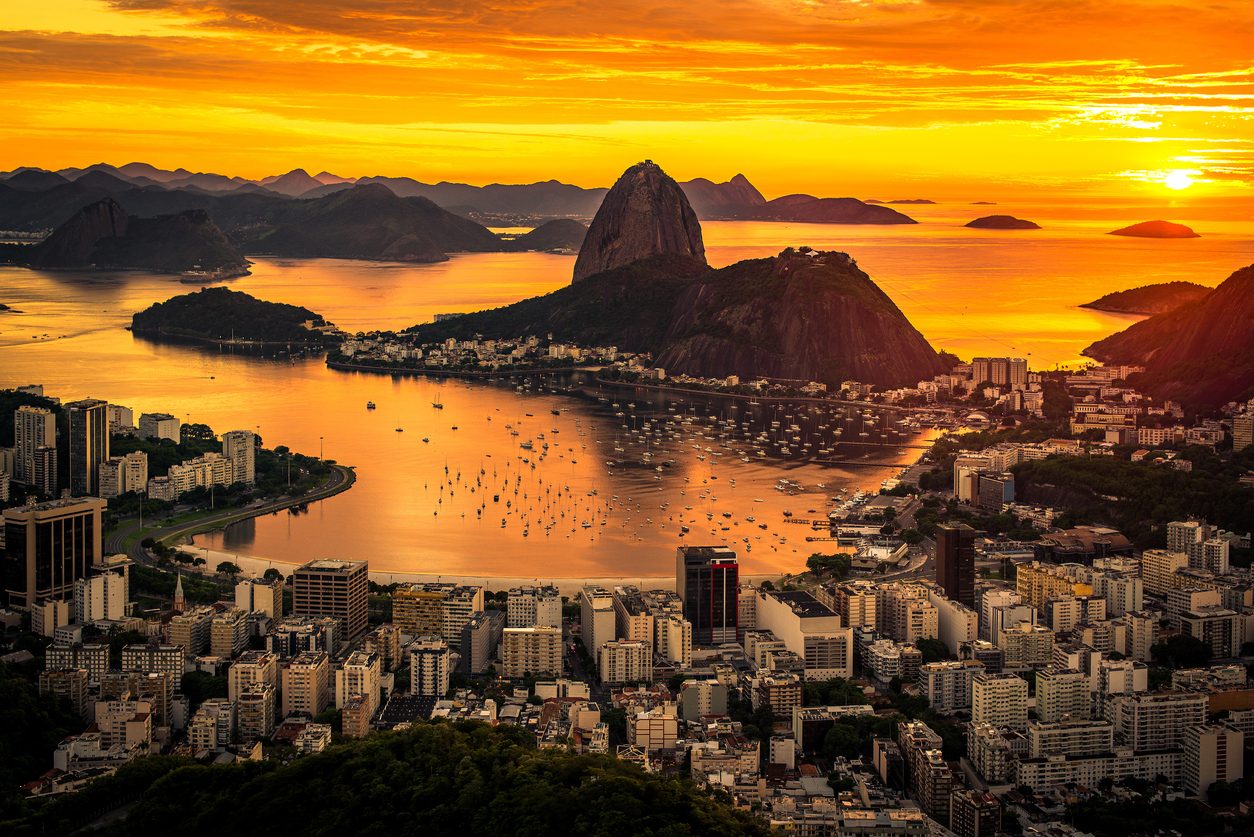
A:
[1108,220,1200,239]
[499,218,588,252]
[131,287,344,346]
[866,199,936,205]
[965,214,1040,229]
[1080,281,1212,315]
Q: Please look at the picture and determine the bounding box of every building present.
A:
[236,683,277,743]
[1140,549,1189,596]
[506,585,561,628]
[1028,719,1114,758]
[598,639,652,684]
[98,451,148,498]
[39,668,91,721]
[1107,691,1208,752]
[679,679,729,720]
[14,405,57,486]
[188,699,235,753]
[1036,668,1091,722]
[294,723,332,754]
[998,621,1054,668]
[335,651,382,722]
[919,660,983,713]
[229,651,279,707]
[1233,413,1253,451]
[292,559,368,641]
[972,672,1028,729]
[676,546,739,645]
[1182,605,1242,658]
[210,608,250,659]
[877,583,938,644]
[580,585,617,656]
[460,610,504,673]
[936,523,977,608]
[655,613,693,668]
[977,472,1015,511]
[1184,724,1244,802]
[824,579,878,630]
[220,430,257,484]
[950,788,1001,837]
[410,637,451,697]
[899,721,954,825]
[1015,561,1091,611]
[2,497,106,609]
[235,577,284,619]
[755,588,853,679]
[138,412,180,442]
[168,606,214,657]
[120,644,184,689]
[755,672,804,717]
[265,616,339,658]
[106,404,133,434]
[629,704,679,752]
[63,398,109,496]
[363,624,403,672]
[391,582,484,649]
[501,626,562,678]
[72,555,129,623]
[280,651,331,719]
[612,586,657,647]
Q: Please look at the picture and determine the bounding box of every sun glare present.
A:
[1164,169,1194,190]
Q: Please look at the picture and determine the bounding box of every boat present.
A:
[366,401,376,410]
[395,427,404,432]
[421,437,429,443]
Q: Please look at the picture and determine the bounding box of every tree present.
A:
[1151,634,1211,669]
[916,638,951,664]
[216,561,242,578]
[805,553,851,580]
[263,567,284,583]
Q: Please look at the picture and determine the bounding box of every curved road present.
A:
[105,464,356,565]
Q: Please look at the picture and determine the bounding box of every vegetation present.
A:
[0,662,87,820]
[805,552,852,579]
[131,287,341,345]
[80,721,768,836]
[1150,635,1212,669]
[1067,795,1253,836]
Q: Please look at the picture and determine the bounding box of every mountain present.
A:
[573,161,706,282]
[867,198,935,205]
[1,169,70,191]
[234,183,503,262]
[356,176,607,217]
[500,219,587,252]
[653,249,946,386]
[313,171,356,185]
[29,198,247,273]
[965,214,1040,229]
[754,195,915,224]
[132,287,339,344]
[261,168,326,197]
[1109,220,1199,239]
[1080,281,1212,315]
[1083,264,1254,406]
[679,174,766,218]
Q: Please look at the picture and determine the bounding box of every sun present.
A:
[1164,170,1194,190]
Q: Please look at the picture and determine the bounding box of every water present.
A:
[2,212,1251,578]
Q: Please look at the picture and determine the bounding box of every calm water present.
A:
[2,210,1251,577]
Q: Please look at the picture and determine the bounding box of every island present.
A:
[131,287,344,346]
[499,218,588,252]
[1108,220,1200,238]
[1080,281,1212,315]
[965,214,1040,229]
[866,199,936,205]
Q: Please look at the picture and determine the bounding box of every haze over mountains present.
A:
[0,161,914,226]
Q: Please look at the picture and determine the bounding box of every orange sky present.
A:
[3,0,1253,200]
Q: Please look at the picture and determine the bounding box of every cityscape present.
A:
[2,2,1254,836]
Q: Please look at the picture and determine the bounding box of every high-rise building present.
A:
[32,446,58,496]
[972,672,1029,730]
[391,582,483,649]
[280,651,330,719]
[598,639,652,684]
[506,585,562,628]
[755,588,853,679]
[1107,691,1208,752]
[1140,549,1189,596]
[221,430,257,484]
[2,497,106,609]
[335,651,381,721]
[1035,668,1091,722]
[1182,605,1242,658]
[138,412,181,442]
[73,554,130,623]
[120,644,185,689]
[292,559,368,641]
[501,626,563,678]
[210,608,250,659]
[580,585,616,655]
[976,473,1015,511]
[460,610,505,674]
[63,399,109,496]
[936,523,976,608]
[168,606,214,657]
[822,579,879,630]
[676,546,739,645]
[14,405,56,485]
[918,660,984,713]
[106,404,133,434]
[1233,413,1253,451]
[950,789,1001,837]
[236,683,276,743]
[235,577,284,619]
[410,637,451,697]
[1184,724,1244,802]
[98,451,148,498]
[228,650,279,705]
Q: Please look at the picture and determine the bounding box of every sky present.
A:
[2,0,1253,201]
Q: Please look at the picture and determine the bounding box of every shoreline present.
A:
[325,359,599,379]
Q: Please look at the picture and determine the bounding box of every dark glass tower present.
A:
[676,545,739,645]
[936,523,977,608]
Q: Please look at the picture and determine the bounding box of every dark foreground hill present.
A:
[1084,264,1254,406]
[1080,281,1212,315]
[4,722,767,837]
[132,287,340,344]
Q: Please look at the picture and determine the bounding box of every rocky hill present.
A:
[1109,220,1199,238]
[1080,281,1212,315]
[1084,264,1254,406]
[572,161,706,281]
[500,219,587,252]
[965,215,1040,229]
[654,249,946,386]
[680,174,767,217]
[132,287,340,344]
[29,198,246,273]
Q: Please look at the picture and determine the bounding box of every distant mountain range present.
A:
[0,162,915,226]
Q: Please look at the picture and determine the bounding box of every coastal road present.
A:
[104,464,356,566]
